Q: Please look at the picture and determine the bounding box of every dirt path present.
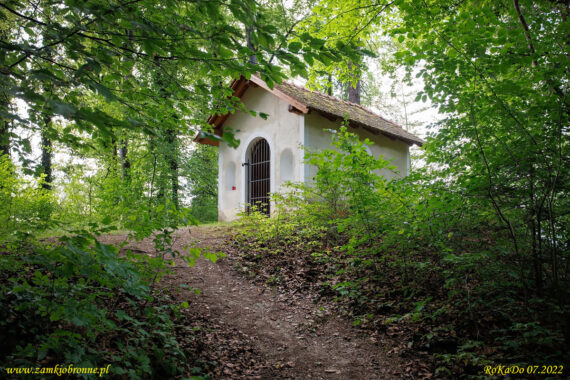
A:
[103,226,403,379]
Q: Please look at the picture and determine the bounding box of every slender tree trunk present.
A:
[246,27,257,64]
[119,139,130,182]
[246,23,257,65]
[171,158,179,209]
[347,61,361,104]
[529,166,543,294]
[40,114,53,190]
[470,104,527,302]
[401,86,409,129]
[166,128,179,209]
[0,119,9,157]
[149,154,157,206]
[118,30,133,184]
[1,20,11,158]
[327,74,333,96]
[0,97,10,157]
[110,136,118,159]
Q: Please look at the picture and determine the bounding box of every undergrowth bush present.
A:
[234,125,569,377]
[0,155,218,378]
[0,222,216,378]
[0,155,57,243]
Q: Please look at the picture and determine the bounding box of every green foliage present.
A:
[0,227,200,378]
[1,0,361,150]
[298,0,379,95]
[0,157,222,378]
[264,0,570,372]
[0,155,56,243]
[386,0,569,295]
[184,144,218,223]
[1,0,568,376]
[1,0,366,238]
[235,125,569,375]
[0,0,369,373]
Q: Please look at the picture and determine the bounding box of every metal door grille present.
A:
[245,139,270,215]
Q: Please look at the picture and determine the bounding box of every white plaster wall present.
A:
[218,86,303,221]
[303,113,410,182]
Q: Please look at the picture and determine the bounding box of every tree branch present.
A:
[469,104,521,260]
[0,3,47,26]
[513,0,538,67]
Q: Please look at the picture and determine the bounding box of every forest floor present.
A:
[100,225,415,379]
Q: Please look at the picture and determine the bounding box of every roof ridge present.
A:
[279,79,403,130]
[197,74,423,147]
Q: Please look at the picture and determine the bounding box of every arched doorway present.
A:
[244,138,270,215]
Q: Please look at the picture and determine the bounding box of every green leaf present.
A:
[288,41,302,53]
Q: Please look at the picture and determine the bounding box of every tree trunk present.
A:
[347,61,361,104]
[119,139,130,182]
[118,30,133,183]
[348,80,361,104]
[0,21,11,158]
[246,24,257,65]
[40,114,53,190]
[0,119,9,157]
[171,158,179,209]
[166,128,179,209]
[111,136,118,159]
[0,97,10,157]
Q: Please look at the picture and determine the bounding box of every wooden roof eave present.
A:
[312,110,422,147]
[248,75,309,114]
[196,75,310,146]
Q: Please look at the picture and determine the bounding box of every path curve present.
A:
[171,226,400,379]
[104,226,402,379]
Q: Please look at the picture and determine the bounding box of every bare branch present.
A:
[513,0,538,67]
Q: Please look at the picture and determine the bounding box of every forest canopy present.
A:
[0,0,568,378]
